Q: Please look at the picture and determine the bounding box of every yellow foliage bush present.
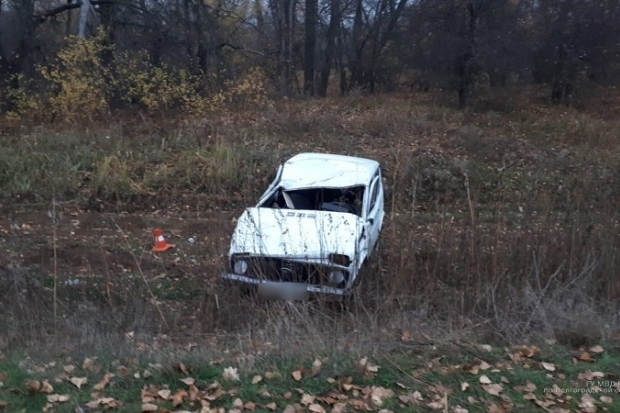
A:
[39,30,112,122]
[211,67,270,111]
[114,51,210,114]
[4,75,43,122]
[2,30,271,122]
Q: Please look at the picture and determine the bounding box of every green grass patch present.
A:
[0,344,618,412]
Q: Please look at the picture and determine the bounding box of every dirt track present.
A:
[0,206,247,338]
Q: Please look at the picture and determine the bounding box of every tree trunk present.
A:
[551,44,575,106]
[276,0,295,96]
[317,0,340,96]
[349,0,364,90]
[78,0,91,37]
[303,0,317,95]
[66,0,73,36]
[458,2,477,109]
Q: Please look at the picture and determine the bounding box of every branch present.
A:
[217,42,278,58]
[35,0,117,25]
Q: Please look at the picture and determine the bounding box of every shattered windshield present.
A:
[259,186,365,217]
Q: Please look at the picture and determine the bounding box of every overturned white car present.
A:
[221,153,385,300]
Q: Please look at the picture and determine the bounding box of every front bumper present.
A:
[220,273,348,298]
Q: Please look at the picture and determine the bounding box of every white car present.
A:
[221,153,385,300]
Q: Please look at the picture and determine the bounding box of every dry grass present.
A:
[1,92,619,358]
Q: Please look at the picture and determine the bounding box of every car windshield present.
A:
[259,186,365,217]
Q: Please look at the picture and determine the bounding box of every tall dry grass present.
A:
[1,92,619,357]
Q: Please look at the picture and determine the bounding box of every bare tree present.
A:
[272,0,296,95]
[304,0,317,94]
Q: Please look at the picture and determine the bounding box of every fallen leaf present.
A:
[454,407,469,413]
[578,371,605,381]
[105,399,123,408]
[0,400,6,409]
[292,370,302,381]
[265,371,276,380]
[282,406,296,413]
[171,390,188,407]
[63,365,76,374]
[69,377,87,389]
[487,402,506,413]
[541,362,555,371]
[600,396,613,404]
[311,358,323,375]
[222,367,239,382]
[579,393,597,413]
[482,384,503,396]
[478,361,491,370]
[265,402,277,410]
[233,398,243,408]
[461,382,469,391]
[251,375,262,384]
[158,389,171,400]
[40,381,54,394]
[176,363,189,374]
[579,352,593,362]
[188,384,199,400]
[25,380,42,393]
[511,345,541,358]
[308,404,325,412]
[47,394,70,403]
[479,375,492,384]
[427,401,444,410]
[301,394,315,405]
[589,345,604,353]
[93,373,113,391]
[180,377,195,386]
[141,403,158,412]
[82,358,94,370]
[370,386,394,406]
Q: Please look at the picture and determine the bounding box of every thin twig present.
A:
[380,350,431,387]
[52,195,58,341]
[114,223,168,328]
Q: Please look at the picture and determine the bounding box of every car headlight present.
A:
[329,253,351,267]
[328,270,346,287]
[233,260,248,275]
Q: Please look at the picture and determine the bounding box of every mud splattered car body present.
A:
[221,153,385,299]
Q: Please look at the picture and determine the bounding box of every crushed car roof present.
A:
[279,153,380,190]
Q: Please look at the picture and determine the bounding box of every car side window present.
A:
[368,176,380,213]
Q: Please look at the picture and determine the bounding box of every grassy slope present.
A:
[2,91,620,412]
[0,343,618,412]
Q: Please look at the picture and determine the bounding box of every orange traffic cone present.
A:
[152,228,173,253]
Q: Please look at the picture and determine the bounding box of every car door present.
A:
[365,171,384,254]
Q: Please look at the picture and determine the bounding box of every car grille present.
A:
[244,257,337,285]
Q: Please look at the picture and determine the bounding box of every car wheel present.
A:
[356,252,386,308]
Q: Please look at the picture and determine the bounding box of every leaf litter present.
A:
[1,343,618,412]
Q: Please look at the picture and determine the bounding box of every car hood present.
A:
[230,207,362,259]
